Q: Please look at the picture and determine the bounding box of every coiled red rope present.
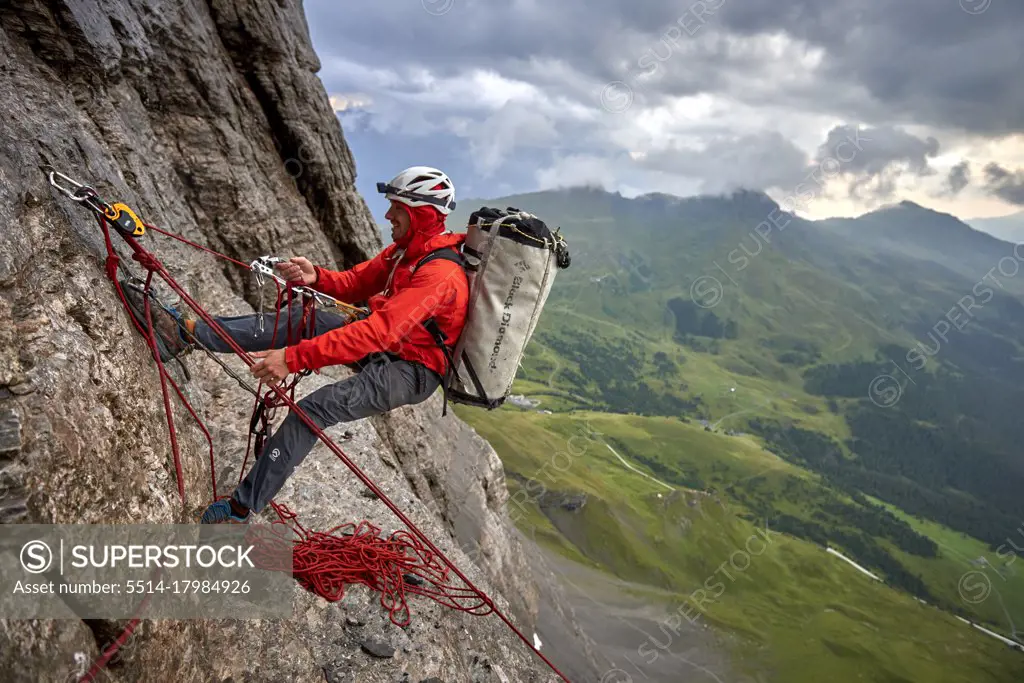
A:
[81,215,570,682]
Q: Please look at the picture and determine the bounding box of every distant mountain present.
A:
[968,210,1024,243]
[819,200,990,245]
[816,201,1023,292]
[453,186,1024,558]
[455,187,1024,681]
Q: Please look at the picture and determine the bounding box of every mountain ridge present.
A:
[458,186,980,226]
[968,209,1024,243]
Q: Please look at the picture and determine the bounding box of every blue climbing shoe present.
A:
[200,499,251,524]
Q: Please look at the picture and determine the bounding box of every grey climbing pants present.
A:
[192,307,440,513]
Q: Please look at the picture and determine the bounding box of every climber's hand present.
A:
[275,257,317,286]
[251,349,290,386]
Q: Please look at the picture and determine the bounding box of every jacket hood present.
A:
[394,204,447,257]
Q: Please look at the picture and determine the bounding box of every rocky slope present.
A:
[0,1,602,681]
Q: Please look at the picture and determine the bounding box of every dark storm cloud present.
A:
[813,124,939,199]
[983,163,1024,206]
[713,0,1024,136]
[946,161,971,196]
[816,125,938,175]
[304,0,1024,137]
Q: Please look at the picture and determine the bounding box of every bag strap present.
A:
[448,216,508,408]
[415,247,467,416]
[413,246,466,272]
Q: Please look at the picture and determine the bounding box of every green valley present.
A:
[451,188,1024,682]
[461,408,1024,683]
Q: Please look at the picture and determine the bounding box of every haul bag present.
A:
[447,207,569,408]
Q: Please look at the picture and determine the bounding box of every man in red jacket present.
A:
[124,167,467,524]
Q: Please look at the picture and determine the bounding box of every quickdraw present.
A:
[249,255,367,336]
[248,255,357,311]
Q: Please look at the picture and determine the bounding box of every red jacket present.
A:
[284,205,468,378]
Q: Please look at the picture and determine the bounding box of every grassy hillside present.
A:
[452,188,1024,680]
[454,188,1024,550]
[870,498,1024,633]
[461,407,1024,683]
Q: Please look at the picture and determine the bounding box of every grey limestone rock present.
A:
[0,1,601,681]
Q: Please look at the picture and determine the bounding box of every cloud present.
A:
[946,161,971,196]
[306,0,1024,136]
[302,0,1024,212]
[708,0,1024,136]
[329,93,372,113]
[814,124,939,199]
[637,130,810,194]
[535,154,622,191]
[816,125,937,176]
[465,104,560,176]
[983,163,1024,206]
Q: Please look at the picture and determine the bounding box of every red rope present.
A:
[144,223,250,269]
[102,221,191,502]
[79,574,158,683]
[91,218,573,682]
[81,616,144,683]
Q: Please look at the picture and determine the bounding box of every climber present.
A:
[123,167,468,523]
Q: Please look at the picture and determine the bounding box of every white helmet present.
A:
[377,166,456,215]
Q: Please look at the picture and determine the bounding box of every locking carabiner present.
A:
[44,167,145,236]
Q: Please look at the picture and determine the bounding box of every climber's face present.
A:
[385,200,412,243]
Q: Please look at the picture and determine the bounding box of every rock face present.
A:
[0,1,602,681]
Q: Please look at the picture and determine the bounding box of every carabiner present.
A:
[44,167,114,217]
[45,168,88,201]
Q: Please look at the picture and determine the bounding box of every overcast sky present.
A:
[304,0,1024,222]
